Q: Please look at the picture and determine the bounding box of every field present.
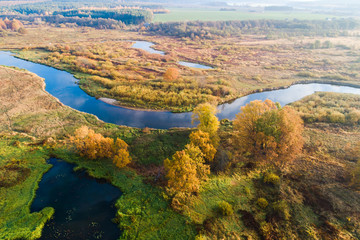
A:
[154,8,340,23]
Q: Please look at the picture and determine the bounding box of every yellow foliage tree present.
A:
[70,126,131,169]
[233,100,303,168]
[113,138,132,168]
[70,126,113,160]
[192,103,220,146]
[164,150,200,195]
[163,67,180,81]
[164,144,210,195]
[189,130,216,162]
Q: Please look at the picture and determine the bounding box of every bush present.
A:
[218,201,234,216]
[328,111,345,123]
[272,200,290,221]
[257,198,269,209]
[263,172,280,185]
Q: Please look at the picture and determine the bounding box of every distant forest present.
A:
[147,19,360,39]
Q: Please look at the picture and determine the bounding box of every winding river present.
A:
[1,49,360,129]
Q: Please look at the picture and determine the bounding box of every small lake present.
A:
[30,158,121,240]
[131,41,214,69]
[1,51,360,128]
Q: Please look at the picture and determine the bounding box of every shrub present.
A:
[347,109,360,124]
[263,172,280,185]
[272,200,290,221]
[257,198,269,209]
[163,67,180,81]
[218,201,234,216]
[328,111,345,123]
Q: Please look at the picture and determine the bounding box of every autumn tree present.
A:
[113,138,132,168]
[70,126,131,168]
[233,99,304,168]
[9,19,23,31]
[163,67,179,81]
[192,103,220,146]
[0,19,6,30]
[164,144,210,208]
[189,130,216,162]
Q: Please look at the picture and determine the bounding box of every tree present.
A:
[70,126,131,168]
[192,103,220,146]
[189,130,216,162]
[9,19,23,31]
[164,150,200,195]
[163,67,179,81]
[233,100,303,168]
[70,126,113,160]
[164,144,210,208]
[113,138,132,168]
[0,19,6,30]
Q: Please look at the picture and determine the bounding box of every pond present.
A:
[1,51,360,129]
[30,158,121,240]
[131,40,214,69]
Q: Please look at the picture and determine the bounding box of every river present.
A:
[1,50,360,129]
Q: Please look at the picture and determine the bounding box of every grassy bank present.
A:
[0,135,53,240]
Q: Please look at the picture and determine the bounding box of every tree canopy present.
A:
[70,126,131,168]
[233,99,304,168]
[192,103,219,146]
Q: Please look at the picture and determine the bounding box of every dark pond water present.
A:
[30,158,121,240]
[1,51,360,129]
[131,41,214,69]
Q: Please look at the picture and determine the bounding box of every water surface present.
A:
[31,158,121,240]
[131,41,214,69]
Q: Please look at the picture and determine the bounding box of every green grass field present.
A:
[154,9,341,22]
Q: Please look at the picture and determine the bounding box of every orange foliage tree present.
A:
[163,67,179,81]
[233,100,303,168]
[70,126,131,168]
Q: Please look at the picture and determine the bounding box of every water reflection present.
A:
[131,41,214,69]
[31,158,121,240]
